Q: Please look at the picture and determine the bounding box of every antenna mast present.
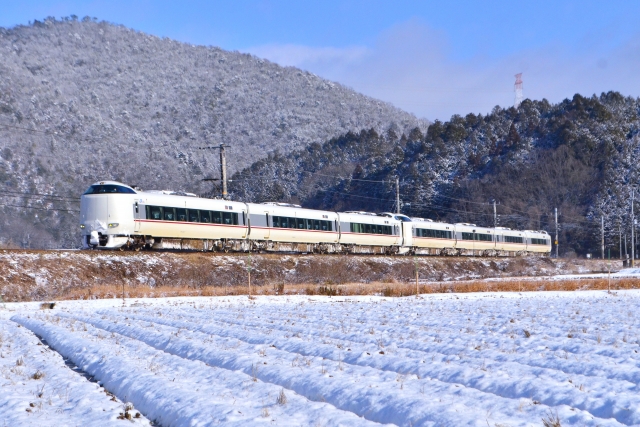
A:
[514,73,523,108]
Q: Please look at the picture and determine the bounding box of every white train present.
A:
[80,181,551,256]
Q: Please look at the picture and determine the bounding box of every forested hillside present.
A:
[0,17,424,248]
[232,92,640,257]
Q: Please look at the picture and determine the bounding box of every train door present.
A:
[133,201,141,232]
[262,211,271,239]
[401,222,413,248]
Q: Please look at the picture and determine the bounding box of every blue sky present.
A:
[2,1,640,120]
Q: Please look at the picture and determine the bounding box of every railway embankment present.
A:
[0,250,627,302]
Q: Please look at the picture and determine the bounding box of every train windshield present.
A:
[394,215,412,222]
[83,184,137,195]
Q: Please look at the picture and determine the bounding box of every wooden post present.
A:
[608,247,611,293]
[414,254,419,297]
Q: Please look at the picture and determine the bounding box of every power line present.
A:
[0,123,58,136]
[0,202,78,213]
[1,190,79,201]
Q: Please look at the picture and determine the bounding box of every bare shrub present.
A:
[276,388,287,405]
[273,283,285,295]
[542,410,561,427]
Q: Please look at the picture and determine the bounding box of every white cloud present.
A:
[247,44,371,69]
[246,19,640,121]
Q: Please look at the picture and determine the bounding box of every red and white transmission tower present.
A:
[514,73,523,108]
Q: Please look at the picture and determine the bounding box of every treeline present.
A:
[232,92,640,257]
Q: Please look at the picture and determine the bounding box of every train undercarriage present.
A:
[88,234,545,257]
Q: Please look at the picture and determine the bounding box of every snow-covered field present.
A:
[2,290,640,426]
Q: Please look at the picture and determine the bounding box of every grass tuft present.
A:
[542,410,562,427]
[276,388,287,405]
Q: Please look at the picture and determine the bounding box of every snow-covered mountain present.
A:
[0,17,425,248]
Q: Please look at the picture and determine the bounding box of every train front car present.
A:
[80,181,138,249]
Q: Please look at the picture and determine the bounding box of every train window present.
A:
[531,238,547,245]
[289,217,297,229]
[148,206,162,220]
[363,224,370,234]
[223,212,233,225]
[327,221,332,231]
[272,216,279,227]
[314,219,320,230]
[163,208,175,221]
[504,236,524,244]
[280,217,288,228]
[232,213,239,225]
[321,221,328,231]
[212,211,222,224]
[83,184,137,195]
[305,219,313,230]
[462,232,473,240]
[200,210,211,223]
[296,218,305,229]
[188,210,199,222]
[176,208,187,222]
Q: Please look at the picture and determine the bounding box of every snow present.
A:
[2,291,640,426]
[553,267,640,280]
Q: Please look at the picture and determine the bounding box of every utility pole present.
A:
[555,207,559,258]
[395,176,400,214]
[220,144,228,199]
[632,189,635,267]
[601,216,605,260]
[200,143,230,199]
[619,225,622,260]
[493,200,497,228]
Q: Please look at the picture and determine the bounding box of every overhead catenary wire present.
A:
[0,122,59,135]
[1,190,80,201]
[0,121,604,229]
[230,170,597,226]
[0,202,78,212]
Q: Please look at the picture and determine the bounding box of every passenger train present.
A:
[80,181,551,256]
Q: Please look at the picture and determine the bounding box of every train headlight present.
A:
[108,223,119,228]
[79,224,85,229]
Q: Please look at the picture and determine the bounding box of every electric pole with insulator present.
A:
[632,189,635,267]
[493,200,497,228]
[601,216,605,260]
[555,207,559,258]
[395,176,400,214]
[200,143,230,199]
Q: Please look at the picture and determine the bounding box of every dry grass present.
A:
[542,410,562,427]
[41,277,640,301]
[0,250,632,302]
[276,389,287,405]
